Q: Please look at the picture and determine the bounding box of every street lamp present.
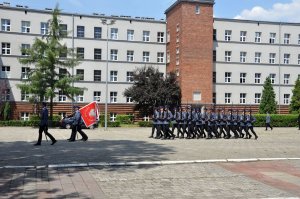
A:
[101,18,115,131]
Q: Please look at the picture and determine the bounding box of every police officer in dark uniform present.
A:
[150,107,159,138]
[68,106,88,142]
[34,102,57,146]
[155,106,164,139]
[219,109,227,138]
[194,108,202,139]
[225,109,233,139]
[202,107,209,138]
[181,107,188,138]
[246,110,258,140]
[238,109,247,138]
[175,107,184,138]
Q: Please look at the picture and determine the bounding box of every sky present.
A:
[2,0,300,22]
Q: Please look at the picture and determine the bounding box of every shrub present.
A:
[138,121,153,127]
[100,121,121,127]
[253,114,298,127]
[116,115,134,124]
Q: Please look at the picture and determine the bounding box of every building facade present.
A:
[1,0,300,120]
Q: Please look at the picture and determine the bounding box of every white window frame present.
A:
[110,49,118,61]
[157,52,164,63]
[77,26,85,37]
[110,92,117,103]
[270,33,276,44]
[127,29,134,41]
[110,71,118,82]
[21,44,30,56]
[21,21,30,33]
[94,91,101,102]
[94,70,101,82]
[225,93,231,104]
[283,54,290,64]
[240,31,246,42]
[225,51,231,62]
[255,93,261,104]
[111,28,118,40]
[284,74,290,85]
[240,93,246,104]
[126,97,133,103]
[284,33,290,44]
[1,66,10,78]
[143,31,150,42]
[240,52,246,63]
[77,47,84,59]
[110,112,117,122]
[225,72,231,83]
[143,51,150,62]
[2,42,11,55]
[298,34,300,45]
[21,112,30,121]
[167,51,170,63]
[94,48,102,60]
[255,32,261,43]
[76,69,84,81]
[127,50,134,62]
[240,73,246,84]
[167,31,170,43]
[195,5,200,14]
[21,91,30,101]
[255,52,261,63]
[157,32,164,43]
[255,73,261,84]
[269,53,276,64]
[94,27,102,39]
[58,90,67,102]
[40,22,49,35]
[76,91,84,102]
[283,94,290,104]
[225,30,232,41]
[126,71,134,82]
[269,74,276,84]
[298,54,300,65]
[1,19,10,31]
[21,67,30,79]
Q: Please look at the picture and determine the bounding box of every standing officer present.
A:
[68,106,88,142]
[265,112,273,131]
[34,102,57,146]
[149,107,159,138]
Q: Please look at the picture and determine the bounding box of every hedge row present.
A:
[0,120,60,127]
[138,114,299,128]
[100,121,121,127]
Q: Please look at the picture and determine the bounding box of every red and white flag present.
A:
[80,101,99,128]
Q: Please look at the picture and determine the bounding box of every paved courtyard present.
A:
[0,127,299,198]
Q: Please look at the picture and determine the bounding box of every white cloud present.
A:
[234,0,300,22]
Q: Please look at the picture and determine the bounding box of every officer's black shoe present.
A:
[255,135,258,140]
[81,137,88,141]
[51,140,57,145]
[67,138,71,141]
[34,143,41,146]
[249,135,252,139]
[68,140,75,142]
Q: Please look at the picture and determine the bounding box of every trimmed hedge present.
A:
[253,114,298,127]
[100,121,121,127]
[138,121,153,127]
[116,115,134,124]
[0,120,59,127]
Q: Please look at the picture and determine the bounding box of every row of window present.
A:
[0,19,165,43]
[220,72,299,85]
[221,93,290,105]
[218,50,300,65]
[1,42,165,63]
[216,29,300,45]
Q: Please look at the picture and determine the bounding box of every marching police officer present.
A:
[68,106,88,142]
[150,107,159,138]
[246,110,258,140]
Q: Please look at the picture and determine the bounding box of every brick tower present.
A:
[165,0,214,105]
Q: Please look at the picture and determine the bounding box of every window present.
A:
[240,52,246,63]
[157,52,164,63]
[1,89,10,101]
[213,93,216,104]
[193,92,201,101]
[1,19,10,31]
[126,97,133,103]
[110,71,118,82]
[77,48,84,59]
[1,66,10,78]
[110,49,118,61]
[298,54,300,65]
[59,24,68,37]
[21,112,30,121]
[59,68,67,79]
[76,91,84,102]
[270,33,276,44]
[269,53,276,64]
[255,52,261,63]
[94,91,101,102]
[176,24,180,32]
[94,48,102,60]
[21,91,29,101]
[21,21,30,33]
[167,51,170,63]
[110,112,117,121]
[126,71,134,82]
[269,74,276,84]
[213,50,216,62]
[157,32,164,43]
[284,54,290,64]
[110,92,117,103]
[94,27,102,39]
[225,51,231,62]
[94,70,101,82]
[176,35,179,43]
[213,29,217,41]
[167,31,170,43]
[225,30,232,41]
[255,73,261,84]
[76,69,84,81]
[21,67,30,79]
[2,42,11,55]
[143,31,150,42]
[255,93,261,104]
[127,29,134,41]
[143,51,150,62]
[298,34,300,45]
[240,93,246,104]
[111,28,118,40]
[195,5,200,14]
[127,50,134,62]
[21,44,30,56]
[225,72,231,83]
[284,33,290,44]
[255,32,261,43]
[77,26,85,37]
[58,90,67,102]
[240,73,246,84]
[284,74,290,84]
[176,55,180,65]
[240,31,247,42]
[225,93,231,104]
[40,22,48,35]
[213,72,216,83]
[284,94,290,104]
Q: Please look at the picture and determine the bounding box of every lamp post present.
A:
[101,19,115,131]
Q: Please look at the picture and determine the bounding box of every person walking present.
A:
[68,106,88,142]
[34,102,57,146]
[265,112,273,131]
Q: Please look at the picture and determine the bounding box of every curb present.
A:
[1,158,300,169]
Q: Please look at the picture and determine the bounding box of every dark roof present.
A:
[165,0,215,14]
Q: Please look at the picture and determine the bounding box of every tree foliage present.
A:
[124,66,181,116]
[17,6,83,119]
[289,77,300,113]
[259,77,277,114]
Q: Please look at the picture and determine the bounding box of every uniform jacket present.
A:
[246,115,256,127]
[152,110,158,124]
[239,114,246,126]
[73,110,82,125]
[266,114,271,123]
[40,107,48,126]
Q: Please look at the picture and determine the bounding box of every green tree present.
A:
[259,77,277,114]
[17,6,82,120]
[124,66,181,116]
[289,78,300,113]
[3,102,11,121]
